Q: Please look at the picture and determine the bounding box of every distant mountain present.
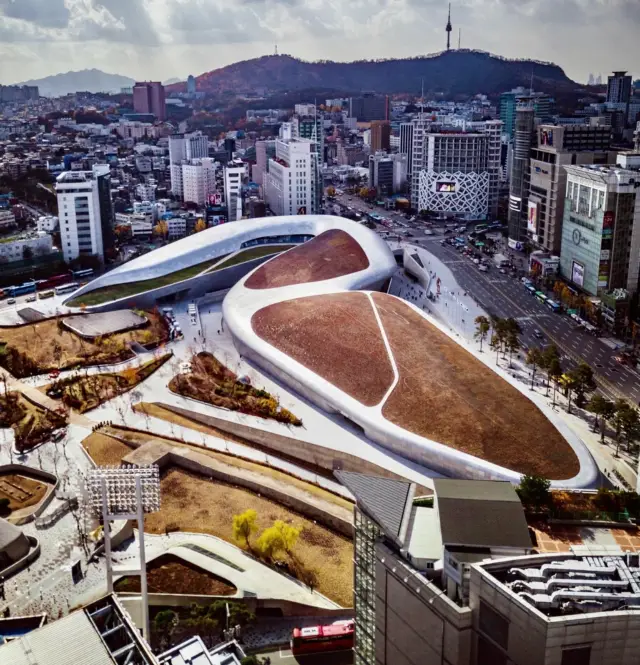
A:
[163,77,182,86]
[17,69,135,97]
[168,51,579,98]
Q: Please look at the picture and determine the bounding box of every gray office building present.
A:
[508,107,535,247]
[349,94,388,122]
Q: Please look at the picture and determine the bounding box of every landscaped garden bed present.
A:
[0,392,67,452]
[0,309,168,378]
[66,258,227,307]
[0,471,51,518]
[46,353,171,413]
[114,553,237,596]
[169,352,302,426]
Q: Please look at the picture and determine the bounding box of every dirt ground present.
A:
[0,392,67,451]
[82,431,135,465]
[251,293,394,406]
[372,293,580,480]
[0,472,49,513]
[245,230,369,290]
[115,554,237,596]
[0,310,167,376]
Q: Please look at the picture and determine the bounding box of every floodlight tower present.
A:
[86,466,160,641]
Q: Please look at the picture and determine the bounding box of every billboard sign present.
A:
[540,129,554,146]
[602,211,614,239]
[208,193,222,206]
[436,181,456,193]
[209,216,226,227]
[527,201,538,233]
[297,206,307,215]
[571,260,585,288]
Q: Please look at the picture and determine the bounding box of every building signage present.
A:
[527,201,538,233]
[600,250,610,261]
[540,129,554,146]
[571,260,585,288]
[435,181,456,193]
[572,228,589,247]
[208,193,222,206]
[297,206,307,215]
[602,211,614,239]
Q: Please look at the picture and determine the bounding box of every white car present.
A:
[26,295,36,302]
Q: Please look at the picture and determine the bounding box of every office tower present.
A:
[264,139,319,216]
[253,140,276,192]
[560,164,640,297]
[607,71,632,105]
[132,82,166,121]
[187,75,196,95]
[399,123,414,170]
[507,107,535,246]
[415,120,502,220]
[292,116,324,207]
[224,137,236,160]
[181,158,217,205]
[224,159,246,222]
[55,165,114,262]
[409,113,432,208]
[500,89,554,139]
[169,132,209,197]
[370,121,391,152]
[527,124,615,254]
[369,153,408,196]
[349,94,388,122]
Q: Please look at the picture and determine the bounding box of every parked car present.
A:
[7,298,15,304]
[26,295,36,302]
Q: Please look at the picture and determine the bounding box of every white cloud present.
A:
[0,0,638,85]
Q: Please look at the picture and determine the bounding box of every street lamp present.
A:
[85,465,160,641]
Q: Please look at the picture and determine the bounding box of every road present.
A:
[254,646,353,665]
[414,235,640,403]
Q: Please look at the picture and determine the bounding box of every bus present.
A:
[546,299,561,313]
[54,282,79,295]
[8,282,36,297]
[474,223,488,233]
[38,290,55,300]
[37,273,71,291]
[291,620,354,656]
[525,285,537,295]
[71,268,94,279]
[535,291,548,305]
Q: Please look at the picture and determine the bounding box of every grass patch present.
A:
[0,310,168,378]
[48,353,171,413]
[170,352,302,427]
[206,245,293,273]
[115,553,237,596]
[0,472,50,515]
[66,258,227,307]
[81,428,353,606]
[0,392,67,452]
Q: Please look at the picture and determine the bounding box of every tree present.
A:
[273,520,302,556]
[621,406,640,453]
[490,317,505,364]
[609,398,629,455]
[526,348,544,390]
[505,330,521,367]
[559,373,578,414]
[474,316,490,352]
[194,218,207,233]
[517,474,551,510]
[541,345,561,397]
[154,220,168,238]
[326,185,336,198]
[587,394,614,440]
[22,246,33,261]
[570,362,596,408]
[232,509,258,549]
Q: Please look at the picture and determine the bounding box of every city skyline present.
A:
[0,0,638,86]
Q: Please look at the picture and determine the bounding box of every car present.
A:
[26,295,36,302]
[50,429,66,443]
[499,268,507,275]
[7,298,15,305]
[533,329,544,339]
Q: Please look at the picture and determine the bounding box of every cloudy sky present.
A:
[0,0,637,85]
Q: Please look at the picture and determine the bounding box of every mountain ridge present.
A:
[15,69,135,97]
[168,50,580,98]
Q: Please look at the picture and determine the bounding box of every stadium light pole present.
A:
[85,466,160,641]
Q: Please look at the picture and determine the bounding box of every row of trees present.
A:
[587,396,640,456]
[474,315,522,365]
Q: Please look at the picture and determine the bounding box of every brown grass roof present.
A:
[252,292,394,406]
[244,229,369,290]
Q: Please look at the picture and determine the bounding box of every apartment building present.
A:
[264,139,319,216]
[0,232,53,263]
[132,81,166,121]
[55,165,114,262]
[182,158,216,205]
[169,132,209,197]
[224,159,246,222]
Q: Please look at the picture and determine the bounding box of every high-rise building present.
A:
[527,124,615,254]
[264,139,319,216]
[500,89,554,139]
[349,94,388,122]
[55,165,114,262]
[132,82,166,121]
[560,163,640,297]
[508,107,535,246]
[224,160,246,222]
[369,153,408,196]
[181,158,217,205]
[187,75,196,95]
[253,140,276,192]
[416,121,502,220]
[169,132,209,197]
[607,71,632,105]
[409,113,433,208]
[370,120,391,153]
[0,85,39,102]
[399,123,414,171]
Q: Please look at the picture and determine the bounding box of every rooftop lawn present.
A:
[206,244,294,273]
[66,257,228,307]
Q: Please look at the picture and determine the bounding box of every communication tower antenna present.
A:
[275,44,278,56]
[458,28,461,49]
